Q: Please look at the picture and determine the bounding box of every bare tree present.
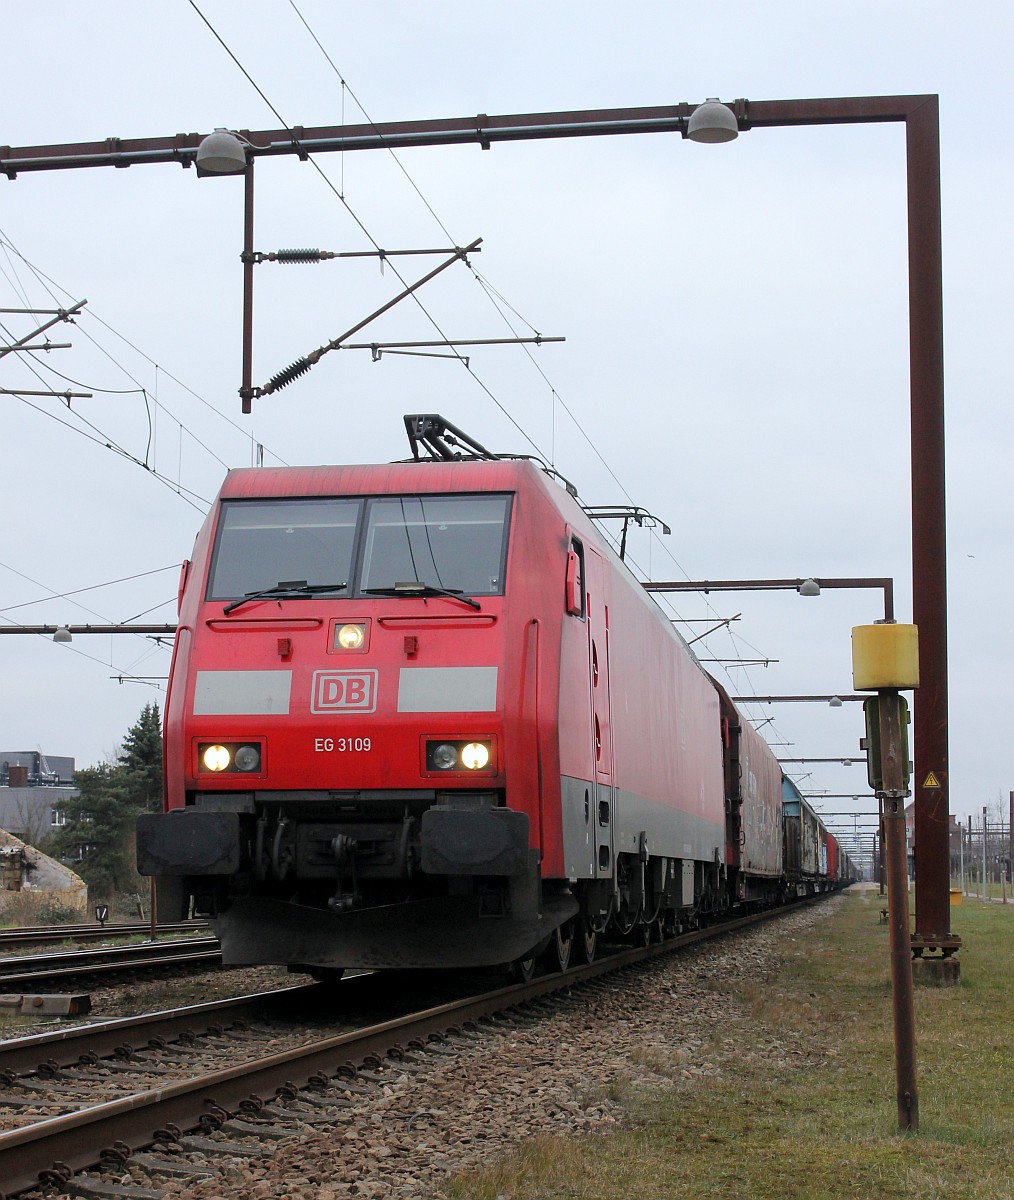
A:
[6,794,58,854]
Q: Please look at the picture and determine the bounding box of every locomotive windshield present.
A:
[359,495,510,597]
[206,493,510,601]
[207,498,361,600]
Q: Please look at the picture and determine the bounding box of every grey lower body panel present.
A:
[559,774,725,877]
[213,886,578,970]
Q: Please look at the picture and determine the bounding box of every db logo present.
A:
[311,669,378,714]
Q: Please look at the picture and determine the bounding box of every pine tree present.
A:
[53,704,164,900]
[52,763,135,897]
[118,701,163,814]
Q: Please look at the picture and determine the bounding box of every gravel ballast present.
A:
[95,900,840,1200]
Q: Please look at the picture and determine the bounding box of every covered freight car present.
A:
[712,679,784,904]
[782,775,823,895]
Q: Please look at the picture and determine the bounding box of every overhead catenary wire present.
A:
[284,0,620,485]
[188,0,546,458]
[2,310,160,469]
[0,557,173,692]
[188,5,724,655]
[119,597,178,624]
[0,266,230,474]
[0,228,289,470]
[281,0,704,595]
[270,7,828,763]
[7,349,168,396]
[0,563,179,615]
[287,4,671,533]
[0,241,35,309]
[286,0,458,244]
[0,560,178,638]
[0,232,285,518]
[0,232,257,687]
[0,613,165,690]
[8,391,209,511]
[282,13,705,599]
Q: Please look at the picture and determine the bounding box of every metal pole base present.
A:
[911,957,960,987]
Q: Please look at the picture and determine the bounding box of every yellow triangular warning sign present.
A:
[923,771,941,788]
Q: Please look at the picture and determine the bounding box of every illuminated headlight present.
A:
[330,619,370,654]
[202,744,231,772]
[431,743,458,770]
[425,738,494,773]
[198,740,264,775]
[460,742,490,770]
[336,623,366,650]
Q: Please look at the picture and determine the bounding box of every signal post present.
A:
[853,621,922,1132]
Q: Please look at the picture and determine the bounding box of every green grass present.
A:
[447,891,1014,1200]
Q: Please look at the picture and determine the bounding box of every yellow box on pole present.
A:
[851,623,919,690]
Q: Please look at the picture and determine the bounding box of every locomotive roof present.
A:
[217,457,550,500]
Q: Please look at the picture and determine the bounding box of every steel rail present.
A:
[0,922,207,949]
[0,984,318,1077]
[0,951,223,993]
[0,937,218,972]
[0,939,221,991]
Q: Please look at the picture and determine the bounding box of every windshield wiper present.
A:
[362,581,482,611]
[223,580,348,615]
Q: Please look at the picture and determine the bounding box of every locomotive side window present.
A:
[358,494,511,597]
[207,499,361,600]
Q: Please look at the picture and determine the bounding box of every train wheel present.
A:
[575,918,597,964]
[513,954,537,983]
[542,921,574,974]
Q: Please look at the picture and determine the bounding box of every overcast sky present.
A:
[1,2,1010,855]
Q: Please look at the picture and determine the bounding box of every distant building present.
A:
[0,786,78,846]
[0,750,75,787]
[0,750,78,848]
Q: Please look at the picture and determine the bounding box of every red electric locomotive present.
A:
[137,416,803,976]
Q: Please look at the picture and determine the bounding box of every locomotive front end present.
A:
[137,465,568,971]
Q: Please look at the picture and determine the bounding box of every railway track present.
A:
[0,938,222,992]
[0,922,207,951]
[0,901,816,1199]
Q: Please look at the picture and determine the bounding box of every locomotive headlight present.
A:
[197,739,265,775]
[233,744,261,772]
[424,737,494,774]
[431,743,459,770]
[336,622,366,651]
[202,744,231,772]
[460,742,490,770]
